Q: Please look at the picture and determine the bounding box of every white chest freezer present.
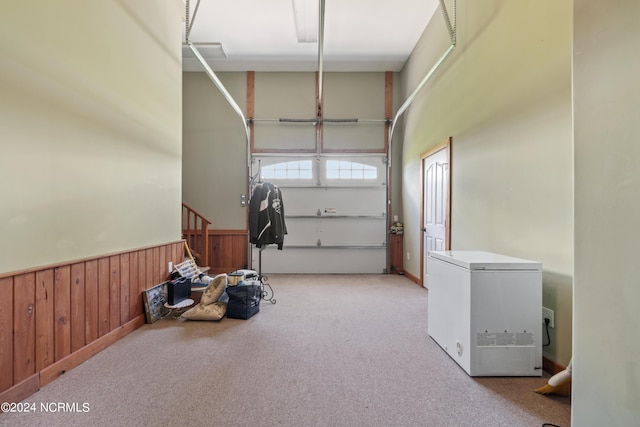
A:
[427,251,542,376]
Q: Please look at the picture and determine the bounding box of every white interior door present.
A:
[422,147,449,288]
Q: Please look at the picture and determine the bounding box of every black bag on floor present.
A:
[226,284,260,319]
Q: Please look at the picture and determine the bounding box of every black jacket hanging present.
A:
[249,182,287,249]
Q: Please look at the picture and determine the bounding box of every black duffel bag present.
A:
[226,283,260,319]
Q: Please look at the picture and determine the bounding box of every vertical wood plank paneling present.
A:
[210,234,219,272]
[2,241,181,399]
[0,277,14,392]
[170,243,177,265]
[230,236,239,270]
[222,235,234,268]
[13,273,35,383]
[145,249,154,288]
[159,247,167,282]
[211,235,220,271]
[153,247,161,285]
[233,235,248,269]
[171,244,177,273]
[54,266,71,362]
[35,269,54,371]
[129,251,140,318]
[219,235,229,270]
[120,254,130,324]
[85,260,98,344]
[208,232,248,273]
[231,235,241,269]
[70,263,85,353]
[229,235,239,269]
[109,255,120,331]
[165,245,172,273]
[173,242,181,265]
[97,258,110,337]
[138,249,147,296]
[210,236,223,270]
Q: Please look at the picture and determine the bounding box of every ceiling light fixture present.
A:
[292,0,319,43]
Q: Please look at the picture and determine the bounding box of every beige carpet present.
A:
[1,274,570,427]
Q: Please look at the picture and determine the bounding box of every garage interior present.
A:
[1,1,639,426]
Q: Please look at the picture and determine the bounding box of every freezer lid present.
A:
[428,250,542,271]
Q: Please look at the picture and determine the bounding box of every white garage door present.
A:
[250,154,388,274]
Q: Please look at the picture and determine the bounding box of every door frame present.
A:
[420,137,452,287]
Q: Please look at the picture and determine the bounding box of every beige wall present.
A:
[254,72,317,151]
[182,71,393,229]
[0,0,184,274]
[323,73,387,150]
[182,72,249,229]
[400,0,573,365]
[573,0,640,424]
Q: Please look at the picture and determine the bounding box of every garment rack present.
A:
[250,163,276,304]
[257,247,276,304]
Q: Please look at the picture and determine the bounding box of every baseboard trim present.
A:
[404,270,422,286]
[543,356,566,376]
[0,374,39,410]
[0,315,145,407]
[1,241,182,400]
[39,315,145,387]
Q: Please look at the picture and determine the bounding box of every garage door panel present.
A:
[284,187,386,216]
[251,154,387,274]
[284,218,386,246]
[323,124,385,151]
[253,123,316,151]
[252,247,387,274]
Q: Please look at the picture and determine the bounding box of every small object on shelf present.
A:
[228,271,244,286]
[390,222,404,235]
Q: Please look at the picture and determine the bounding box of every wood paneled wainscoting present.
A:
[0,240,185,405]
[208,230,249,275]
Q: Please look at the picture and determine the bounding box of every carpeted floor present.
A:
[0,274,571,427]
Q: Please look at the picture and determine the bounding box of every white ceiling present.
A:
[183,0,441,72]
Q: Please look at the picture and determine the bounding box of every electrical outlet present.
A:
[542,306,555,328]
[407,252,410,260]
